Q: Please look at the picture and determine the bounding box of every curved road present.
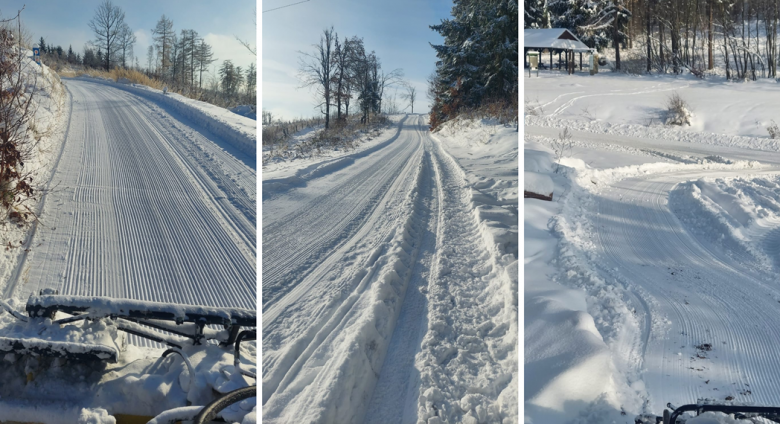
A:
[10,79,256,344]
[587,166,780,411]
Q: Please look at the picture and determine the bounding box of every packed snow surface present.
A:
[0,56,257,423]
[3,79,256,341]
[525,71,780,422]
[263,114,517,423]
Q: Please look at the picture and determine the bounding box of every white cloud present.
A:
[204,33,256,71]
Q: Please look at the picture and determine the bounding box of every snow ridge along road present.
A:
[262,115,517,423]
[8,79,256,346]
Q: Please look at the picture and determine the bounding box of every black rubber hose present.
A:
[192,385,256,424]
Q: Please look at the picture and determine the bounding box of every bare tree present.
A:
[88,0,126,70]
[298,27,335,129]
[376,66,404,115]
[235,7,256,56]
[402,83,417,114]
[152,15,174,79]
[119,23,136,69]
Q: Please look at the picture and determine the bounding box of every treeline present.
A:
[147,15,255,107]
[40,0,255,109]
[298,27,404,129]
[526,0,780,79]
[429,0,519,130]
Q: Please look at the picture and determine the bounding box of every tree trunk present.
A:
[646,0,652,72]
[708,0,713,70]
[614,8,621,71]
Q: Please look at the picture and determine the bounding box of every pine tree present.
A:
[195,40,216,91]
[429,0,518,125]
[38,36,46,53]
[524,0,550,28]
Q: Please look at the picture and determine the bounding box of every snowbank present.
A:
[0,50,68,295]
[523,140,627,423]
[262,116,406,199]
[430,117,518,422]
[523,135,767,423]
[670,174,780,272]
[74,76,256,157]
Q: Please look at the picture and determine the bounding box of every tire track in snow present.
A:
[263,116,433,423]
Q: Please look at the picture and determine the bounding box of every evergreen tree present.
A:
[38,36,46,53]
[429,0,518,127]
[524,0,550,28]
[67,45,76,63]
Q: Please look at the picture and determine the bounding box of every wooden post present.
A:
[550,50,553,70]
[580,52,583,70]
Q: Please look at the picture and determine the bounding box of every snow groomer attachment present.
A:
[636,402,780,424]
[0,289,256,363]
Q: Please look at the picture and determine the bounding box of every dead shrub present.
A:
[768,120,780,139]
[665,92,692,126]
[0,17,39,225]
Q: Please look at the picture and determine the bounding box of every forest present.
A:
[37,0,255,109]
[526,0,780,79]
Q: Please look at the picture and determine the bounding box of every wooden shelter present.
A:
[524,28,594,74]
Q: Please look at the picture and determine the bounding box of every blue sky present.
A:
[1,0,256,75]
[262,0,453,120]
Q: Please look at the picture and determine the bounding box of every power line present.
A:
[263,0,311,13]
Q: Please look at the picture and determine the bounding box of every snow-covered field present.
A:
[262,114,517,423]
[525,71,780,423]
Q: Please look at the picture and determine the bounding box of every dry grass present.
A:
[57,67,195,98]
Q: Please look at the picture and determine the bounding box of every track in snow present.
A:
[263,115,513,423]
[591,168,780,411]
[8,79,256,347]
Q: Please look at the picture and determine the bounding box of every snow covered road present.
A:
[262,115,517,423]
[6,79,256,341]
[592,168,780,411]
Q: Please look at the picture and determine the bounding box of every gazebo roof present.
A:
[524,28,592,52]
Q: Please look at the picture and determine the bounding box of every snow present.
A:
[7,78,256,344]
[262,114,517,423]
[524,171,554,196]
[76,75,256,158]
[0,51,256,423]
[230,104,257,120]
[0,50,68,302]
[524,29,591,51]
[262,114,405,187]
[524,71,780,422]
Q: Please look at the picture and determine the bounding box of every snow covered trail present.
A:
[263,115,516,423]
[585,167,780,412]
[6,79,256,341]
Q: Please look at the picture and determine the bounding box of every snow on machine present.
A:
[0,289,257,423]
[636,402,780,423]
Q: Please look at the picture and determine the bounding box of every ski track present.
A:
[262,115,513,423]
[593,169,780,411]
[15,79,256,348]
